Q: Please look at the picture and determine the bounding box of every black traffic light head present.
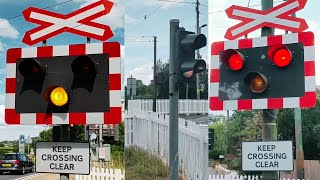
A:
[18,58,46,82]
[208,128,214,151]
[177,28,207,83]
[15,53,109,113]
[72,56,97,81]
[219,43,304,101]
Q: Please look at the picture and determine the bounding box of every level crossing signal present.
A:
[5,42,122,125]
[176,28,207,84]
[16,54,108,113]
[209,32,316,110]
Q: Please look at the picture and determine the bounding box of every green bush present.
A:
[209,148,225,160]
[125,147,168,179]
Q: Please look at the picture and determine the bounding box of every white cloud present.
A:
[0,105,46,141]
[0,19,19,39]
[125,63,153,85]
[75,0,125,30]
[0,41,4,52]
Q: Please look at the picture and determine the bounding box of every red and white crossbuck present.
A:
[225,0,308,40]
[5,42,121,124]
[22,0,114,46]
[210,32,316,111]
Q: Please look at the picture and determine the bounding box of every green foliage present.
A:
[0,147,14,155]
[278,98,320,160]
[208,110,262,172]
[125,147,168,179]
[209,148,225,160]
[109,122,125,168]
[0,143,4,147]
[209,122,228,153]
[130,59,208,100]
[71,125,85,142]
[39,127,52,141]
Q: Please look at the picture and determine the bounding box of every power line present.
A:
[0,0,73,24]
[127,1,169,33]
[208,0,284,14]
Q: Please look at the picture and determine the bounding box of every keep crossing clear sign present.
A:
[36,142,90,174]
[242,141,293,171]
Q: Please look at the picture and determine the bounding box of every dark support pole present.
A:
[169,19,179,180]
[47,37,71,180]
[153,36,157,112]
[295,108,304,179]
[60,125,70,180]
[261,0,278,180]
[196,0,200,100]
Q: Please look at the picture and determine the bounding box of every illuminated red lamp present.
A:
[221,49,244,71]
[268,45,292,67]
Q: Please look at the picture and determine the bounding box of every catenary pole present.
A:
[169,19,180,180]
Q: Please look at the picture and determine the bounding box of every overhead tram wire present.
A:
[208,0,284,14]
[0,0,74,24]
[157,0,207,7]
[210,0,286,28]
[127,0,170,33]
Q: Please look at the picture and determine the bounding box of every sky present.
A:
[1,0,317,140]
[124,0,208,85]
[208,0,320,115]
[0,0,207,141]
[0,0,124,141]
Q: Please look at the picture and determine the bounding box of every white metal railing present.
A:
[128,99,208,114]
[75,167,124,180]
[125,110,208,180]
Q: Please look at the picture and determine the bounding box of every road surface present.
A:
[0,172,37,180]
[0,172,59,180]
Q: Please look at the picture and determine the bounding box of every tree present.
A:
[136,80,153,99]
[156,59,208,99]
[39,127,52,141]
[277,89,320,160]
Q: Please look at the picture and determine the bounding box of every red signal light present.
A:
[228,54,243,71]
[273,48,292,67]
[221,49,244,71]
[268,45,292,67]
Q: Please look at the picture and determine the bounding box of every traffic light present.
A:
[177,28,207,83]
[208,128,214,150]
[219,43,304,100]
[209,32,316,110]
[6,42,122,124]
[16,54,109,113]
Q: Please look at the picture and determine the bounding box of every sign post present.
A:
[19,135,25,154]
[36,142,90,174]
[242,141,294,171]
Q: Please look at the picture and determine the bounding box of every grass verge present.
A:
[125,147,168,180]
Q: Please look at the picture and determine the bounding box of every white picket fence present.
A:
[75,167,124,180]
[125,110,208,180]
[128,99,208,114]
[208,175,260,180]
[208,174,310,180]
